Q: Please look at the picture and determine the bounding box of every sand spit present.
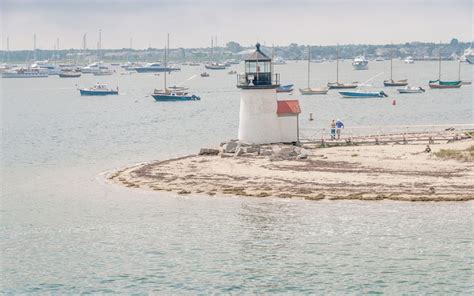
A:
[108,139,474,202]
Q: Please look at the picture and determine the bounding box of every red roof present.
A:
[277,100,301,115]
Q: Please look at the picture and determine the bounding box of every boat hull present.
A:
[384,79,408,87]
[276,84,294,93]
[339,91,385,98]
[79,89,119,96]
[2,72,48,78]
[59,73,82,78]
[299,88,328,95]
[135,67,179,73]
[152,94,200,101]
[327,82,358,89]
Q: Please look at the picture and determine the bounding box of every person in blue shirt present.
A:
[336,119,344,139]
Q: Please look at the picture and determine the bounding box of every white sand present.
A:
[108,140,474,201]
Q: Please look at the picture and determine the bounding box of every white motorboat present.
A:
[397,86,425,94]
[352,56,369,70]
[404,56,414,64]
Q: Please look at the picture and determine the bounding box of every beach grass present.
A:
[434,145,474,162]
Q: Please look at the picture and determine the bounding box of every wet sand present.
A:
[108,140,474,201]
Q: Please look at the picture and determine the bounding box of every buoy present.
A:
[392,99,396,105]
[309,113,314,121]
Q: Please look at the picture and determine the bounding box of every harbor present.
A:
[2,1,473,293]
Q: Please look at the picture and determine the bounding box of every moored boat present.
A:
[429,44,462,89]
[79,83,119,96]
[352,55,369,70]
[152,34,200,102]
[228,70,237,74]
[339,91,388,98]
[276,84,294,93]
[134,62,180,73]
[384,79,408,87]
[200,72,210,77]
[2,67,48,78]
[328,45,358,89]
[205,62,226,70]
[428,80,462,89]
[59,71,82,78]
[299,45,328,95]
[300,87,329,95]
[404,56,414,64]
[397,86,425,94]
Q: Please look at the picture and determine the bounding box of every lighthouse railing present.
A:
[236,73,280,88]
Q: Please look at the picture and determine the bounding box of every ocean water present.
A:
[1,61,473,294]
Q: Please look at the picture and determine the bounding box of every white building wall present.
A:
[278,115,298,143]
[238,89,281,144]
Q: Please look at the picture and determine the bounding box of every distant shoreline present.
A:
[108,134,474,202]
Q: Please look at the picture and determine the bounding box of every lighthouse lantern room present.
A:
[237,43,300,144]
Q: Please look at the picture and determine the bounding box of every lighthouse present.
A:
[237,43,300,144]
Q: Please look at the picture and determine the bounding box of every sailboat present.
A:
[299,46,328,95]
[205,37,226,70]
[384,47,408,86]
[429,45,462,89]
[327,44,358,89]
[458,61,472,85]
[152,34,200,102]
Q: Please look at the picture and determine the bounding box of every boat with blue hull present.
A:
[134,62,180,73]
[151,34,200,102]
[79,83,119,96]
[276,84,294,93]
[152,92,200,101]
[339,91,388,98]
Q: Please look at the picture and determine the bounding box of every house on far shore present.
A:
[236,43,301,145]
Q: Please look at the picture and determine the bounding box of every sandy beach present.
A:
[108,139,474,202]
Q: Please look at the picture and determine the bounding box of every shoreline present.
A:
[107,136,474,202]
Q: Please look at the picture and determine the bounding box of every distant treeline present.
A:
[1,39,471,63]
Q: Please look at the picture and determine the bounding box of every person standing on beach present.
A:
[336,119,344,139]
[330,119,336,140]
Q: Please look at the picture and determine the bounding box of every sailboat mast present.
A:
[336,44,339,83]
[458,60,461,81]
[390,46,393,80]
[438,43,442,81]
[307,45,311,88]
[33,33,36,61]
[164,33,169,91]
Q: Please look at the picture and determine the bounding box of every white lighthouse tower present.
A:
[237,43,300,144]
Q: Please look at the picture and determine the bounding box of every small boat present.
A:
[327,82,358,89]
[299,45,328,95]
[228,70,237,74]
[384,49,408,86]
[276,84,294,93]
[404,56,414,64]
[205,62,226,70]
[200,72,210,77]
[59,71,82,78]
[189,62,200,66]
[397,86,425,93]
[152,90,200,101]
[134,62,180,73]
[1,67,48,78]
[375,57,384,61]
[79,83,119,96]
[384,79,408,87]
[273,57,286,65]
[429,80,462,89]
[93,67,114,76]
[429,45,462,89]
[152,34,200,102]
[300,87,329,95]
[339,91,388,98]
[328,45,358,89]
[462,47,474,64]
[352,55,369,70]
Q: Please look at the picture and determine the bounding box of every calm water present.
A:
[1,61,473,294]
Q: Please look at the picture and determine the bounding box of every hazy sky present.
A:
[1,0,472,50]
